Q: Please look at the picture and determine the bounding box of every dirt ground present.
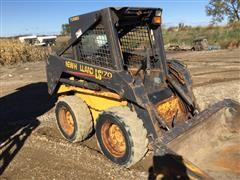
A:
[0,49,239,179]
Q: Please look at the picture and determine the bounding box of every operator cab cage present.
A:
[59,7,167,82]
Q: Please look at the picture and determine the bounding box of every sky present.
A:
[0,0,212,36]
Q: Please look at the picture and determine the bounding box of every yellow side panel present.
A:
[75,92,127,122]
[57,84,127,122]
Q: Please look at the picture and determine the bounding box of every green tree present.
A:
[60,23,70,35]
[206,0,240,23]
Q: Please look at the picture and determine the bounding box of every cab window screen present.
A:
[76,24,113,69]
[119,26,155,68]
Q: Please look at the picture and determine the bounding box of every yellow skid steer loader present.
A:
[46,7,240,179]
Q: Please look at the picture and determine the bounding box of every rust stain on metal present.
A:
[156,96,187,126]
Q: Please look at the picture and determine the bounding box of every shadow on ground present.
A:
[148,153,190,180]
[0,82,57,175]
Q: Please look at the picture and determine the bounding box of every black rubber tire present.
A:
[168,60,199,111]
[95,106,148,167]
[55,95,93,142]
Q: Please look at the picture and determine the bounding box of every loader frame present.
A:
[47,7,197,143]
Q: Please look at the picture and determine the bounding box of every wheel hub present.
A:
[59,108,74,136]
[101,122,126,157]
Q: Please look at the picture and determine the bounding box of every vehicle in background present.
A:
[36,36,57,46]
[19,35,37,45]
[191,37,209,51]
[18,35,57,46]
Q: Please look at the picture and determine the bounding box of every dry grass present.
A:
[51,35,70,52]
[163,22,240,49]
[0,38,50,65]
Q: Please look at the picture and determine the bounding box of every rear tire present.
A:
[55,95,93,142]
[95,106,148,167]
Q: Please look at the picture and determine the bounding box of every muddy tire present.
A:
[168,60,199,111]
[95,106,148,167]
[55,95,93,142]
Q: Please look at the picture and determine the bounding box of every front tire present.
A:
[95,106,148,167]
[55,95,93,142]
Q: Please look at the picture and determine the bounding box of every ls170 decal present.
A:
[65,60,112,80]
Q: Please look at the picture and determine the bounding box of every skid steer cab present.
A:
[46,7,240,178]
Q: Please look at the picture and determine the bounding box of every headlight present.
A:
[155,10,162,17]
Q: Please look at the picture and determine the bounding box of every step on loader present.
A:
[46,7,240,179]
